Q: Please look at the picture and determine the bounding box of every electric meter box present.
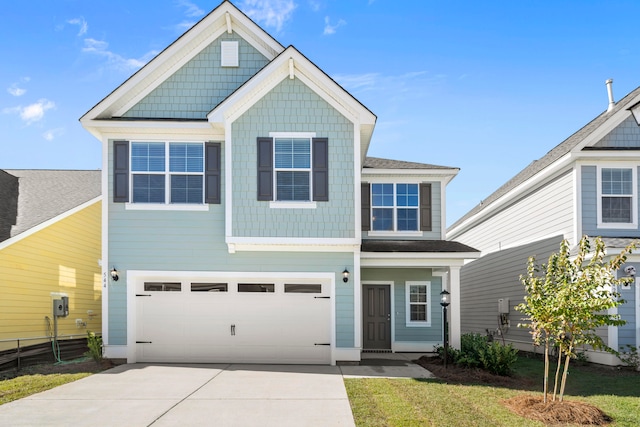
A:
[498,298,510,314]
[53,296,69,317]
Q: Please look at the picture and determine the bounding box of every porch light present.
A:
[440,289,450,368]
[110,267,119,282]
[342,268,350,283]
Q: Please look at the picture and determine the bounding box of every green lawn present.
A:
[0,373,92,405]
[345,357,640,427]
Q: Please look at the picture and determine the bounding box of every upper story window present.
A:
[274,138,311,201]
[597,166,637,228]
[371,183,419,231]
[131,142,204,204]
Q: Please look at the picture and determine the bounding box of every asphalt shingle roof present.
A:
[364,156,457,170]
[0,170,101,243]
[450,85,640,230]
[362,239,478,253]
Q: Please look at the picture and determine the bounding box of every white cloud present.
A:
[3,99,56,125]
[239,0,297,32]
[308,0,322,12]
[7,84,26,97]
[82,38,158,72]
[334,71,443,95]
[67,17,88,36]
[176,0,205,18]
[323,16,346,35]
[43,127,65,141]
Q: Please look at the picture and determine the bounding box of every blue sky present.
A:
[2,0,640,225]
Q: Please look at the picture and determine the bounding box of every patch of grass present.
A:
[0,373,91,405]
[346,356,640,427]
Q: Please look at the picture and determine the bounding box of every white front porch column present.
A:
[449,266,461,349]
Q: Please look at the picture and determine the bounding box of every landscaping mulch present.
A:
[415,355,614,426]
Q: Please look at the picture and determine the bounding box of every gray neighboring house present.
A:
[447,82,640,366]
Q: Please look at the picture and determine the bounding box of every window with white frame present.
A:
[598,167,637,226]
[372,183,419,231]
[274,137,311,201]
[406,281,431,326]
[131,142,204,204]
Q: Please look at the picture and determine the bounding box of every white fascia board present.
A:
[360,256,472,268]
[573,101,640,152]
[447,153,575,239]
[208,48,376,129]
[574,151,640,161]
[0,196,102,251]
[362,172,457,184]
[82,120,222,142]
[226,237,360,253]
[362,168,459,177]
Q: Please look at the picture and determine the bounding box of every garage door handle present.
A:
[314,296,330,299]
[314,343,330,346]
[136,294,152,297]
[136,341,152,344]
[231,324,235,336]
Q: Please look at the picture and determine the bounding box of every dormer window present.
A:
[372,183,419,231]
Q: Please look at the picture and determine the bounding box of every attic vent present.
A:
[221,41,239,67]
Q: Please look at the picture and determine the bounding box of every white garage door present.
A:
[135,277,332,364]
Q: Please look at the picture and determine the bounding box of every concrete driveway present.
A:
[0,364,355,427]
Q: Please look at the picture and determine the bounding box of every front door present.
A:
[362,284,391,350]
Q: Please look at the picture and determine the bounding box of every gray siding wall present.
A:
[593,116,640,148]
[231,77,355,238]
[452,170,574,255]
[460,236,570,346]
[106,141,354,346]
[361,268,443,343]
[582,165,640,238]
[123,33,269,119]
[617,264,638,349]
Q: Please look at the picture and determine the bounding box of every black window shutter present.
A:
[257,137,273,201]
[113,140,129,203]
[420,183,432,231]
[205,142,221,204]
[312,137,329,201]
[361,182,371,231]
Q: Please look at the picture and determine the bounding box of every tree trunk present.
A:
[552,344,563,401]
[559,353,571,402]
[543,340,549,403]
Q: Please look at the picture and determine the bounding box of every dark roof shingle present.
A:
[362,239,478,253]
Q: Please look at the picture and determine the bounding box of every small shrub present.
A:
[478,341,518,376]
[456,333,488,368]
[85,331,103,363]
[618,345,639,369]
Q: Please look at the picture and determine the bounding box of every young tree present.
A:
[517,236,635,402]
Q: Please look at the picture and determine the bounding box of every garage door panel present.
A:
[136,278,332,364]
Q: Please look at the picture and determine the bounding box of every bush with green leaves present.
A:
[85,331,103,363]
[437,333,518,376]
[478,341,519,375]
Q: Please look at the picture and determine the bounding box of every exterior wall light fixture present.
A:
[110,267,119,281]
[342,268,350,283]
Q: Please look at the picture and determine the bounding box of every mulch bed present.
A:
[1,358,117,380]
[415,356,612,426]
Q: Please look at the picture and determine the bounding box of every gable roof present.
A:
[0,170,101,243]
[80,1,283,123]
[449,85,640,232]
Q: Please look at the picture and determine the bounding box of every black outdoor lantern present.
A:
[342,268,350,283]
[440,289,450,368]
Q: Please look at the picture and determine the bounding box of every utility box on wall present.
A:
[498,298,510,314]
[53,296,69,317]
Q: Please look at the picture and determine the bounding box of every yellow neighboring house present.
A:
[0,169,101,351]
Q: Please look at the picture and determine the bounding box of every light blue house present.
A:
[81,1,478,364]
[448,80,640,366]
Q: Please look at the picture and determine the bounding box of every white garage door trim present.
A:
[126,270,336,364]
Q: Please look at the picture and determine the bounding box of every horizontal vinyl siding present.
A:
[617,268,638,348]
[361,268,443,343]
[460,236,565,347]
[0,202,102,350]
[455,170,574,254]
